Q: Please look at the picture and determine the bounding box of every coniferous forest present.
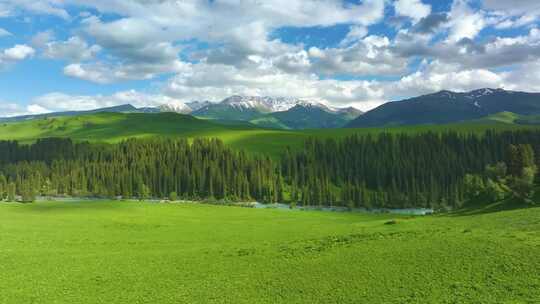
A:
[0,130,538,209]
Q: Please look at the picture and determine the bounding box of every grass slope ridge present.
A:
[0,112,253,143]
[0,111,538,157]
[0,200,538,303]
[472,111,540,125]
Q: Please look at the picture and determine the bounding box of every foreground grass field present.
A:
[0,201,538,303]
[0,112,538,157]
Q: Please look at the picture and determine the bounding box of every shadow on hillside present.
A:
[39,113,231,142]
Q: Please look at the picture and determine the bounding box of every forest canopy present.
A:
[0,130,539,209]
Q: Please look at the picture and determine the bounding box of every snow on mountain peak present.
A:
[220,96,328,112]
[156,95,352,115]
[294,99,334,111]
[433,90,457,99]
[159,100,191,114]
[222,96,268,110]
[465,88,502,99]
[186,100,211,112]
[430,88,507,101]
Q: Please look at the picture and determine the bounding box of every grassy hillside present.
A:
[0,112,245,141]
[249,116,292,129]
[0,112,538,157]
[475,111,521,124]
[0,200,538,303]
[472,111,540,124]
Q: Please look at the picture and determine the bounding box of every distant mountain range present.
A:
[0,96,363,130]
[191,96,363,129]
[3,88,538,129]
[347,88,540,127]
[250,103,362,129]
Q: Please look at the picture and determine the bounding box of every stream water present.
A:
[252,202,434,215]
[34,197,434,215]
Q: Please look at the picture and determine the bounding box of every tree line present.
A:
[463,144,538,204]
[0,130,539,209]
[0,138,283,203]
[280,130,540,209]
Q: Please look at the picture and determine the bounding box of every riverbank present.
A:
[24,196,435,215]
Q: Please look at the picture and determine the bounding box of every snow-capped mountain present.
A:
[265,97,311,112]
[0,95,362,129]
[191,95,362,129]
[155,95,352,118]
[186,100,212,112]
[348,88,540,128]
[294,99,338,112]
[430,88,506,101]
[158,101,191,114]
[219,95,305,112]
[464,88,506,100]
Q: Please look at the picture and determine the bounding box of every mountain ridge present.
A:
[347,88,540,128]
[191,96,362,129]
[1,96,362,129]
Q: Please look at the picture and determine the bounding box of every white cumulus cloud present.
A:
[0,44,35,69]
[448,0,486,42]
[394,0,431,22]
[43,36,101,62]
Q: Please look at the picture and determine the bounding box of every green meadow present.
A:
[1,113,540,303]
[0,112,537,157]
[0,200,538,303]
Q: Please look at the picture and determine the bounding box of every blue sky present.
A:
[0,0,539,116]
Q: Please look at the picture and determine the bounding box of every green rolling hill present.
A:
[0,111,538,157]
[471,111,540,125]
[475,111,521,124]
[0,112,238,142]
